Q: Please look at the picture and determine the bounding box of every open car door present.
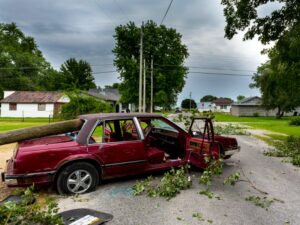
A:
[187,117,219,168]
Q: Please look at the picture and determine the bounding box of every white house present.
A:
[0,91,70,118]
[197,102,214,112]
[212,98,233,113]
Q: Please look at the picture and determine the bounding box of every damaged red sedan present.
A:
[1,113,240,194]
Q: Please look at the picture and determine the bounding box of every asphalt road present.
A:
[57,135,300,225]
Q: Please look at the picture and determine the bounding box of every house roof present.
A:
[233,96,262,106]
[212,98,233,106]
[88,88,121,102]
[0,91,65,103]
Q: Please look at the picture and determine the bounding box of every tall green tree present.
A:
[237,95,246,103]
[221,0,300,44]
[200,95,217,102]
[181,98,197,109]
[113,20,189,110]
[0,22,52,96]
[250,23,300,117]
[60,58,96,90]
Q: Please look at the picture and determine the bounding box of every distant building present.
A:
[212,98,233,113]
[0,91,70,118]
[197,102,213,112]
[231,96,300,116]
[88,88,133,112]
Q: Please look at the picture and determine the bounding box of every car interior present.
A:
[89,118,185,164]
[139,118,185,164]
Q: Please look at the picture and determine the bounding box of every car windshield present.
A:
[190,119,206,135]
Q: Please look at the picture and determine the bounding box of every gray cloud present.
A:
[0,0,270,104]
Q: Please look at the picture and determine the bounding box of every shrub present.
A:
[60,92,113,119]
[252,112,259,117]
[132,165,192,200]
[289,117,300,126]
[264,136,300,166]
[214,124,248,135]
[0,187,63,225]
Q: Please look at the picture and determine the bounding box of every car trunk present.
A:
[18,135,73,148]
[214,135,238,150]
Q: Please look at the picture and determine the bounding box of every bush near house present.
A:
[60,93,113,119]
[289,117,300,126]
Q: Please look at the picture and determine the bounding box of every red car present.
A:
[1,113,240,194]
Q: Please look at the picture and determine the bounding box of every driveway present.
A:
[57,135,300,225]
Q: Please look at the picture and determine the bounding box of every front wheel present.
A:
[56,162,99,195]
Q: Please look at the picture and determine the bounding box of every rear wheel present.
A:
[56,162,99,195]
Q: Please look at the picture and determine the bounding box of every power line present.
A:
[153,64,256,73]
[160,0,174,25]
[188,71,252,77]
[94,0,118,27]
[93,70,117,74]
[112,0,130,21]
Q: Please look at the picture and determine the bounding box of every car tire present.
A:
[56,162,99,195]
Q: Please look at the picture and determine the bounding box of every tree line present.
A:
[222,0,300,118]
[0,23,96,99]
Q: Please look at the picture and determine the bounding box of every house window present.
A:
[38,104,46,111]
[9,103,17,111]
[220,105,227,110]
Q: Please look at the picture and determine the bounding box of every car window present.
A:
[90,123,104,143]
[104,119,139,142]
[139,118,178,134]
[190,119,206,134]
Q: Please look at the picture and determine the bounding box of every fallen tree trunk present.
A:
[0,119,84,146]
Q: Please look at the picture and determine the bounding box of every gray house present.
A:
[231,96,277,116]
[231,96,300,116]
[88,88,134,112]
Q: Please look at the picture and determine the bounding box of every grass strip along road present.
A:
[214,114,300,137]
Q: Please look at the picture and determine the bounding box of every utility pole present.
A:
[143,58,146,112]
[189,92,192,112]
[138,22,144,113]
[150,56,153,113]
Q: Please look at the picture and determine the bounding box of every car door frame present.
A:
[87,116,148,179]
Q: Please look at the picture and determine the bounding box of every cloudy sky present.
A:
[0,0,275,105]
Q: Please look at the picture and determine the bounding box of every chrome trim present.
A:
[99,139,143,145]
[5,178,18,186]
[5,170,56,179]
[103,159,147,168]
[225,146,241,156]
[133,117,144,140]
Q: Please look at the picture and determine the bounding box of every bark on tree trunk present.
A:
[276,107,284,119]
[0,119,84,146]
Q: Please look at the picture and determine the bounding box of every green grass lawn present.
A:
[0,118,57,132]
[214,113,300,137]
[0,114,299,138]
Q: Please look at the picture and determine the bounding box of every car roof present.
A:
[78,113,163,120]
